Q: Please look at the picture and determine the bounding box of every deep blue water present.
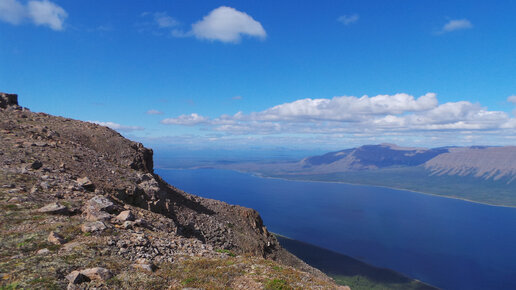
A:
[157,168,516,290]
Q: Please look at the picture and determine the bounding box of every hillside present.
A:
[203,143,516,206]
[424,146,516,182]
[298,144,449,173]
[0,93,340,289]
[293,144,516,183]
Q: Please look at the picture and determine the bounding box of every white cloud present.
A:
[27,0,67,30]
[391,102,508,131]
[142,6,266,44]
[249,93,438,122]
[160,93,516,145]
[507,95,516,104]
[0,0,67,30]
[338,14,359,25]
[191,6,266,43]
[146,109,163,115]
[161,113,209,125]
[441,19,473,33]
[153,12,178,28]
[0,0,26,25]
[89,121,144,132]
[232,96,243,100]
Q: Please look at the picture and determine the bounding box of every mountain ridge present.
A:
[293,143,516,182]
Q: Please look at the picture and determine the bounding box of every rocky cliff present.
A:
[0,93,339,289]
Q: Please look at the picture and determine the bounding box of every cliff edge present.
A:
[0,93,340,289]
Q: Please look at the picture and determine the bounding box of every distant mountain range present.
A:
[298,144,516,183]
[203,143,516,206]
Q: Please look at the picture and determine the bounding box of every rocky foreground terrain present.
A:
[0,93,342,289]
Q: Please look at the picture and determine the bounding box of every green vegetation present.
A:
[215,249,236,257]
[274,167,516,207]
[182,277,199,286]
[332,275,431,290]
[0,283,19,290]
[27,277,59,289]
[265,278,291,289]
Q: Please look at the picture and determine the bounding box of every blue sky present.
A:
[1,0,516,150]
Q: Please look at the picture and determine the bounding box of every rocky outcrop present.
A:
[0,93,19,109]
[0,93,336,288]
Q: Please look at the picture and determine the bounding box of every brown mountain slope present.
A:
[424,146,516,182]
[0,93,339,289]
[263,144,516,183]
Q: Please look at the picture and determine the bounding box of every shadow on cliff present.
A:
[276,236,435,289]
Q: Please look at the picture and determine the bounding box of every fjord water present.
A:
[157,168,516,289]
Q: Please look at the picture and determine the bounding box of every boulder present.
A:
[66,271,90,284]
[116,210,135,222]
[85,210,111,222]
[37,202,69,215]
[81,221,107,233]
[84,195,115,221]
[31,160,43,170]
[80,267,112,281]
[62,242,81,252]
[36,248,50,255]
[131,262,157,272]
[86,195,114,212]
[77,177,95,191]
[48,232,65,245]
[122,221,134,229]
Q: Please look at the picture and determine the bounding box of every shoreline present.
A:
[155,166,516,209]
[256,172,516,209]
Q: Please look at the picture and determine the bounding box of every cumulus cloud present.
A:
[0,0,67,30]
[152,6,266,43]
[440,19,473,33]
[160,93,516,143]
[146,109,163,115]
[249,93,438,122]
[338,14,359,25]
[507,95,516,104]
[90,121,144,132]
[161,113,209,125]
[380,102,509,131]
[191,6,266,43]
